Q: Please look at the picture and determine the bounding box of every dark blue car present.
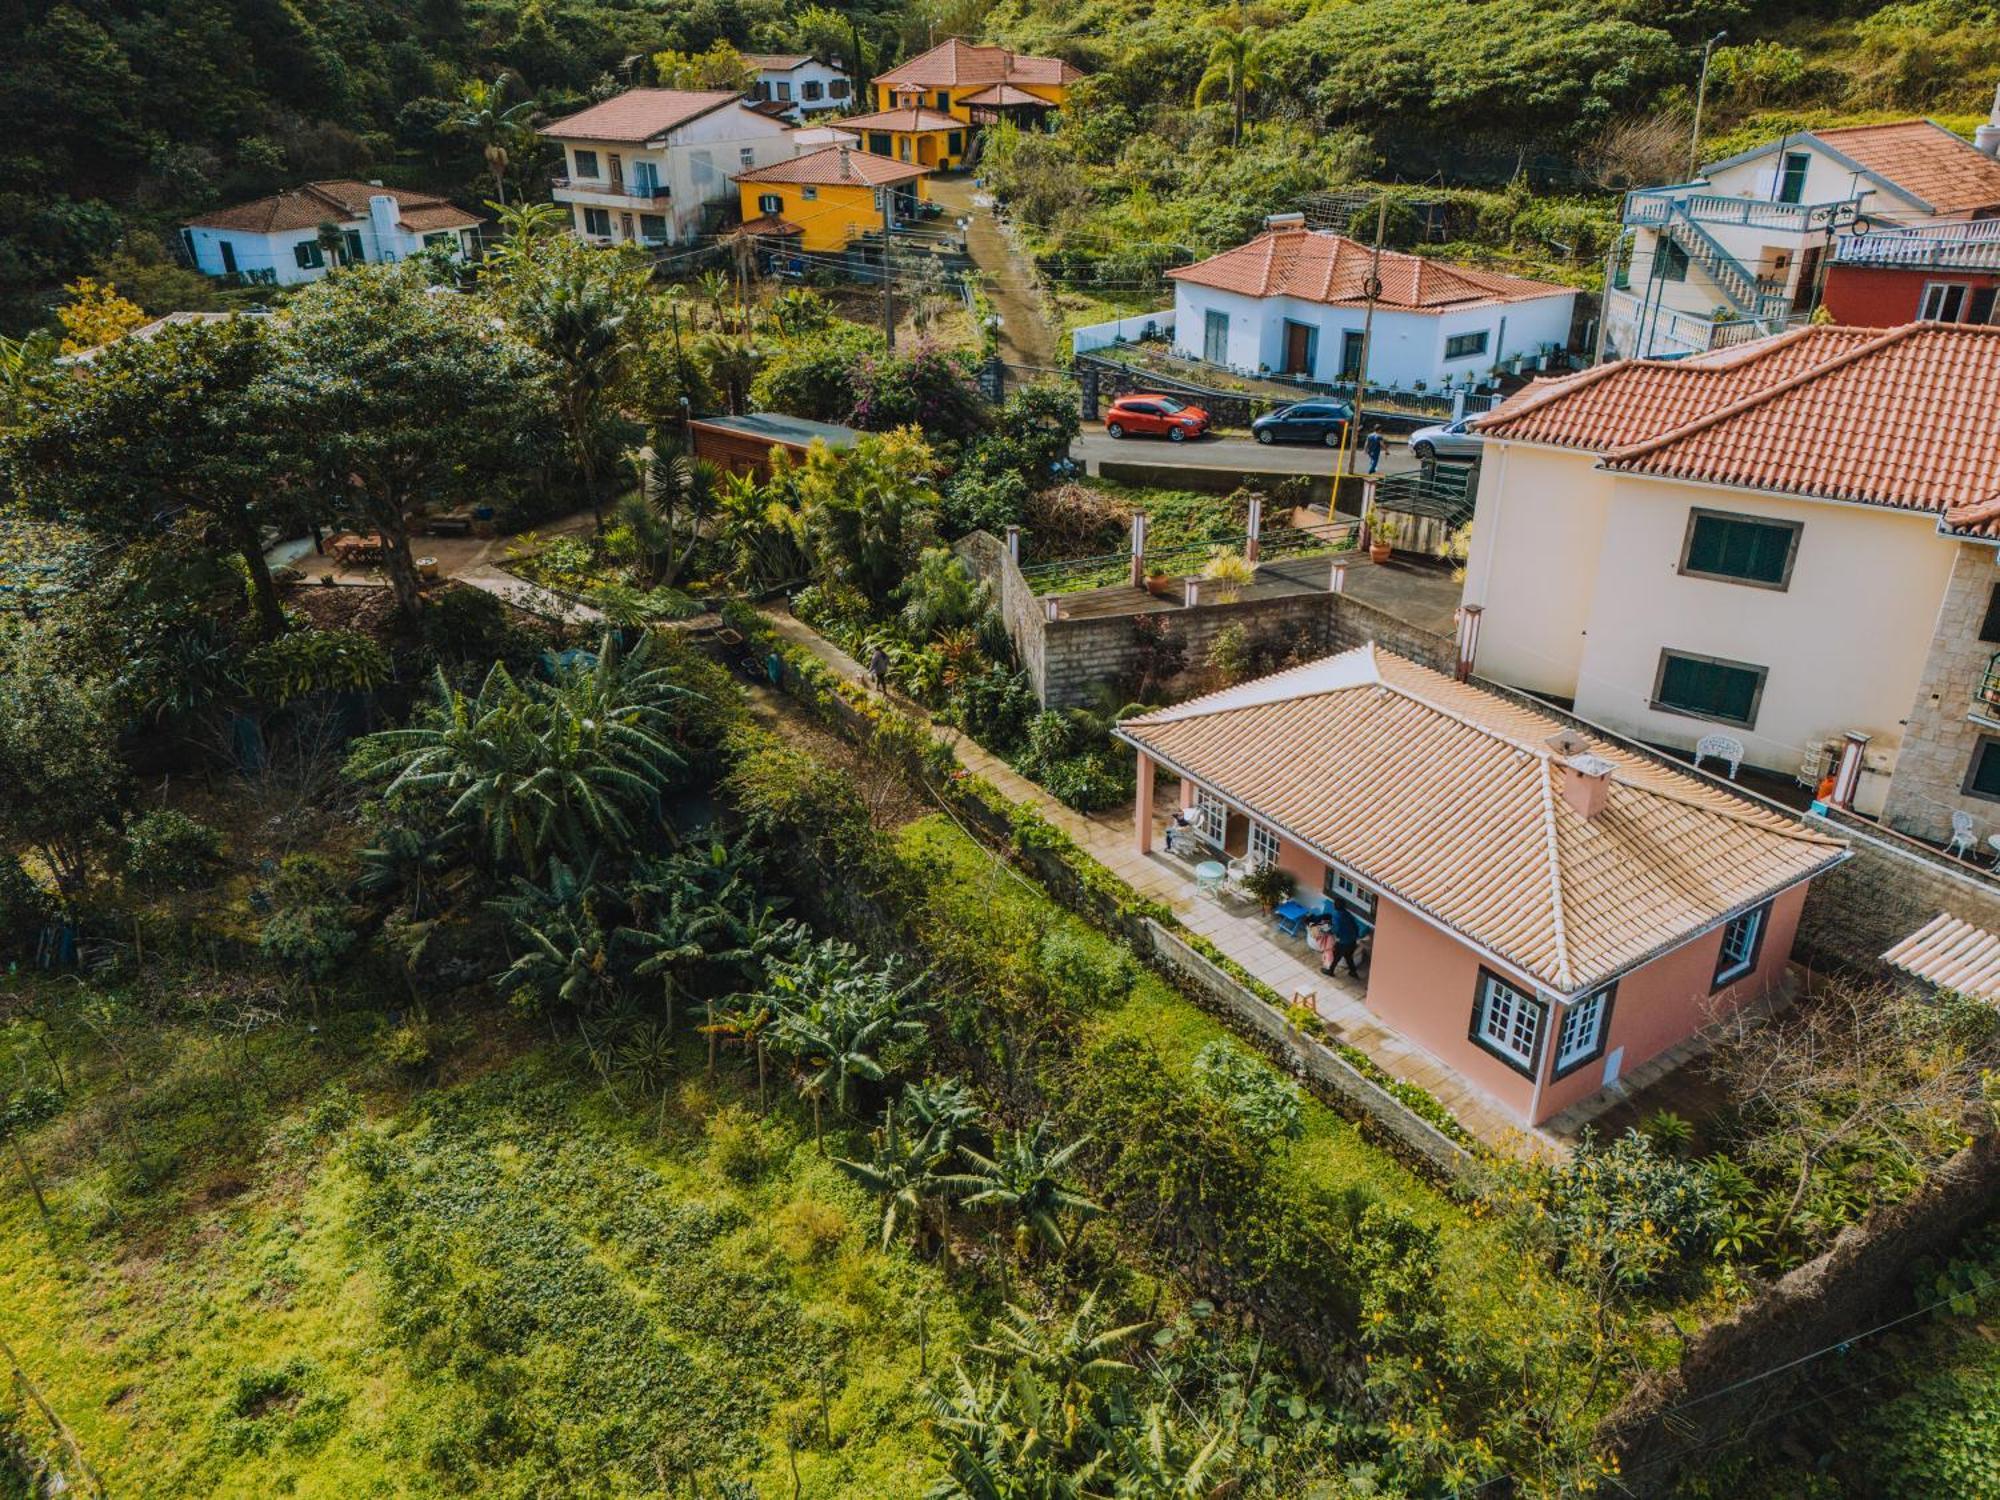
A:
[1250,399,1353,446]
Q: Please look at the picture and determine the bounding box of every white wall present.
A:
[185,215,466,286]
[554,105,794,243]
[1172,283,1574,389]
[1073,307,1175,355]
[758,61,852,116]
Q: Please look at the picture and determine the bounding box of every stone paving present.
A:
[761,606,1557,1154]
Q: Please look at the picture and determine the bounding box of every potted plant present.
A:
[1145,565,1178,598]
[1368,515,1401,564]
[1241,860,1294,912]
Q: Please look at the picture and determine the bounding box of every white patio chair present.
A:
[1693,733,1744,780]
[1947,810,1978,861]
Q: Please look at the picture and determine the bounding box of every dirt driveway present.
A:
[928,175,1058,371]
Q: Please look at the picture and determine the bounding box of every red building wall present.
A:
[1820,265,2000,327]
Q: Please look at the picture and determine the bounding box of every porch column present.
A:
[1829,730,1870,809]
[1454,603,1483,683]
[1005,524,1021,562]
[1179,776,1197,812]
[1129,512,1149,589]
[1329,558,1347,594]
[1135,751,1156,854]
[1244,495,1263,564]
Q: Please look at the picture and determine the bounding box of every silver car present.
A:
[1407,417,1484,464]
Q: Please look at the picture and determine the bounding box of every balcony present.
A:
[1835,218,2000,272]
[550,176,671,202]
[1623,186,1864,236]
[1974,655,2000,726]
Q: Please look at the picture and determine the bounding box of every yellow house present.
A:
[870,38,1081,125]
[733,145,929,253]
[833,107,968,170]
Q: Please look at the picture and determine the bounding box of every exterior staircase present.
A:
[1655,206,1792,324]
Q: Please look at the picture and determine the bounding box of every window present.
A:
[801,185,818,201]
[1963,737,2000,801]
[422,231,454,249]
[639,214,668,241]
[582,207,612,238]
[1195,789,1227,846]
[1678,508,1802,589]
[740,147,757,169]
[1922,282,1969,321]
[1320,867,1376,926]
[1777,150,1811,206]
[1443,330,1489,361]
[342,229,364,264]
[1712,903,1769,988]
[803,81,823,101]
[1553,986,1614,1077]
[1659,238,1691,282]
[1470,970,1543,1076]
[219,241,238,275]
[1652,650,1768,729]
[777,81,793,100]
[1979,586,2000,644]
[573,148,600,178]
[294,240,324,269]
[868,132,893,155]
[936,91,949,109]
[948,131,963,154]
[758,193,783,215]
[1249,822,1279,869]
[830,78,850,99]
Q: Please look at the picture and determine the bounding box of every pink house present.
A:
[1116,646,1849,1127]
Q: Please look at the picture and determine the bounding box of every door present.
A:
[632,160,659,199]
[1791,243,1821,313]
[1281,319,1315,376]
[1339,330,1364,380]
[1203,309,1229,364]
[219,240,237,275]
[609,153,625,193]
[620,213,634,241]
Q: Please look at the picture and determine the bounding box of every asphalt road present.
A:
[1069,431,1424,478]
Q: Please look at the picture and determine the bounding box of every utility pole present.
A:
[881,186,897,350]
[1335,193,1389,488]
[1688,31,1727,180]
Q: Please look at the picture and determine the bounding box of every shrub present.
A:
[377,1022,435,1074]
[422,587,532,665]
[1037,926,1136,1009]
[1192,1041,1303,1145]
[260,904,358,981]
[0,854,54,950]
[775,1194,850,1261]
[1206,623,1251,682]
[705,1105,771,1183]
[1544,1129,1721,1290]
[1239,860,1294,909]
[122,808,224,891]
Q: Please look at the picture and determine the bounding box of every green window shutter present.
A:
[1685,514,1795,586]
[1658,654,1761,725]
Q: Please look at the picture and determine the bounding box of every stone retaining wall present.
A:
[1792,805,2000,975]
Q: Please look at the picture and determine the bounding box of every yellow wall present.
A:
[852,124,965,170]
[738,176,930,253]
[872,81,1070,120]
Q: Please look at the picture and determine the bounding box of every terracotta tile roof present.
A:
[789,125,860,148]
[834,106,963,132]
[733,145,926,187]
[1117,646,1844,994]
[729,212,804,237]
[742,53,812,71]
[1812,120,2000,216]
[1883,912,2000,1001]
[538,90,742,143]
[1165,229,1573,313]
[185,181,480,233]
[874,38,1080,89]
[958,83,1048,107]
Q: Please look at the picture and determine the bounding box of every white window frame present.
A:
[740,147,757,169]
[1472,970,1543,1076]
[1713,904,1766,988]
[1320,867,1377,928]
[1921,281,1970,321]
[1249,822,1280,869]
[1195,789,1227,848]
[801,185,818,201]
[1554,988,1611,1076]
[758,193,783,215]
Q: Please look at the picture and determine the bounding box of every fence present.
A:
[1074,352,1473,432]
[1070,308,1175,356]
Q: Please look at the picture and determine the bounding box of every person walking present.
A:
[869,645,891,695]
[1364,427,1384,474]
[1327,898,1364,978]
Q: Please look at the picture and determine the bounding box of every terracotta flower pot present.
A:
[1369,542,1392,564]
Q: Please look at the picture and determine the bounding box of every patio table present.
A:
[1194,860,1226,896]
[1273,899,1309,937]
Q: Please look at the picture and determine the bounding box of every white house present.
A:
[743,54,853,120]
[1459,322,2000,826]
[1164,219,1577,392]
[1607,110,2000,359]
[539,90,797,246]
[180,181,481,287]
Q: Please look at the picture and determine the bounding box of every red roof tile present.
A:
[730,212,804,237]
[874,38,1080,90]
[958,83,1049,107]
[834,106,962,132]
[1812,120,2000,216]
[733,145,926,187]
[185,181,479,233]
[1167,228,1572,313]
[1479,323,2000,535]
[539,90,743,143]
[742,53,812,71]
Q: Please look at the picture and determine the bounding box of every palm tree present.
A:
[695,329,764,416]
[451,75,538,205]
[696,267,732,330]
[514,262,643,525]
[633,443,726,585]
[314,219,347,272]
[947,1119,1101,1260]
[1193,22,1273,146]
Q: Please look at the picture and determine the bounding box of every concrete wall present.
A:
[1821,264,2000,325]
[1882,539,2000,844]
[1794,803,2000,975]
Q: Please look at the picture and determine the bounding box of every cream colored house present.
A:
[1460,323,2000,826]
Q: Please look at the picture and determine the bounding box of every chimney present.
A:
[838,146,851,179]
[1978,83,2000,158]
[1264,211,1307,233]
[1557,750,1617,820]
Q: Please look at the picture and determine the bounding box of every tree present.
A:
[625,444,724,586]
[798,428,941,608]
[262,263,545,622]
[510,257,646,524]
[836,1104,959,1252]
[0,634,128,904]
[1194,22,1275,147]
[450,75,538,206]
[651,42,757,92]
[697,329,764,416]
[3,315,297,637]
[491,857,620,1014]
[53,276,146,356]
[947,1119,1101,1259]
[763,939,931,1144]
[0,332,59,428]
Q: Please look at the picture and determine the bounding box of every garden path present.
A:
[759,606,1551,1153]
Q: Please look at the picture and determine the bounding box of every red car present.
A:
[1104,393,1211,442]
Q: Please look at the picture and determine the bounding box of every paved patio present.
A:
[763,606,1557,1155]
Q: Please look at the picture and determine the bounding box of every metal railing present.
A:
[1624,187,1863,235]
[1975,654,2000,723]
[1835,218,2000,271]
[550,176,670,200]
